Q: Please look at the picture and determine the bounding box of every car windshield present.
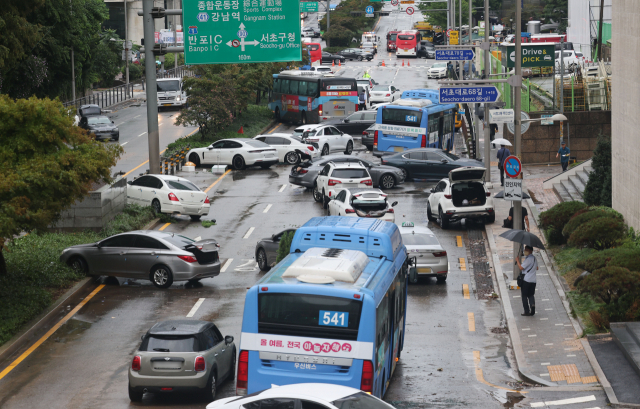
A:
[389,34,397,41]
[372,85,389,91]
[441,151,460,160]
[290,135,303,143]
[167,180,200,191]
[157,80,180,92]
[331,169,368,179]
[402,233,440,246]
[163,234,195,248]
[87,116,111,125]
[332,392,391,409]
[140,335,199,352]
[293,128,306,136]
[432,62,447,68]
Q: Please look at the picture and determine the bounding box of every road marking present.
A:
[159,223,171,231]
[472,351,524,393]
[0,285,105,381]
[138,132,147,137]
[541,362,551,365]
[120,142,129,146]
[456,236,462,247]
[459,257,466,271]
[116,122,125,126]
[567,354,576,357]
[540,318,548,320]
[528,334,537,337]
[267,125,280,134]
[545,308,553,310]
[513,295,521,298]
[522,328,530,331]
[530,395,596,407]
[462,284,470,299]
[279,184,287,192]
[204,169,231,193]
[134,115,141,118]
[556,323,564,326]
[467,312,475,332]
[186,298,206,317]
[122,148,167,177]
[243,227,255,239]
[221,258,233,273]
[544,343,554,346]
[263,204,272,213]
[528,350,537,353]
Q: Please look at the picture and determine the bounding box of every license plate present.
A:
[394,147,404,152]
[334,110,344,116]
[417,267,432,274]
[404,49,408,52]
[163,103,172,106]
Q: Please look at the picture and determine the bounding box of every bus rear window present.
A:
[382,108,423,126]
[398,35,414,40]
[321,79,357,91]
[258,294,362,340]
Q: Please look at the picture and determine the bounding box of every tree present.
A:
[542,0,568,33]
[583,136,612,207]
[0,0,45,72]
[91,30,124,87]
[0,96,122,275]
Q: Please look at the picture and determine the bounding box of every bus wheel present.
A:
[275,107,281,121]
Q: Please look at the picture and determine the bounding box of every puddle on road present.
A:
[53,318,92,344]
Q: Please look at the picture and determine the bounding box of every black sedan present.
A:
[332,110,377,135]
[320,52,345,64]
[338,48,373,61]
[417,41,436,59]
[255,229,296,271]
[362,125,375,151]
[380,148,483,181]
[79,115,120,141]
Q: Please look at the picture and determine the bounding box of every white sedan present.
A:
[301,125,354,156]
[398,221,449,283]
[207,383,395,409]
[369,84,402,103]
[328,188,398,222]
[427,62,448,79]
[127,174,210,221]
[254,133,320,164]
[187,138,278,170]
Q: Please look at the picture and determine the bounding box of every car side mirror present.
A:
[111,120,115,124]
[207,146,213,150]
[225,335,234,345]
[391,201,398,207]
[343,119,350,123]
[97,242,103,249]
[441,159,448,163]
[141,335,145,341]
[271,234,276,240]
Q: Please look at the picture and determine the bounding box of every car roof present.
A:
[344,188,384,196]
[154,174,196,182]
[108,229,189,241]
[255,133,295,139]
[397,223,435,236]
[294,124,323,131]
[245,383,360,402]
[329,161,366,169]
[148,319,211,336]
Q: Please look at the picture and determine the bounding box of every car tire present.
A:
[380,174,396,189]
[68,256,89,275]
[128,383,143,402]
[150,265,174,289]
[112,136,119,142]
[439,208,450,229]
[189,153,201,167]
[275,107,281,121]
[257,248,270,271]
[203,371,217,401]
[436,275,448,283]
[313,185,323,202]
[344,141,353,155]
[399,167,409,181]
[321,144,329,156]
[334,59,340,64]
[322,189,329,209]
[232,155,245,170]
[187,278,201,285]
[151,199,162,215]
[486,213,496,224]
[427,202,436,222]
[285,151,299,165]
[358,56,363,61]
[190,215,201,221]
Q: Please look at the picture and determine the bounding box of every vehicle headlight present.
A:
[176,96,181,101]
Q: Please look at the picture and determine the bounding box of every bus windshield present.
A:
[258,293,362,340]
[398,35,414,40]
[382,108,423,126]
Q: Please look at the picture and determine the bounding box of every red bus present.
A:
[306,42,322,63]
[395,30,421,58]
[386,30,400,52]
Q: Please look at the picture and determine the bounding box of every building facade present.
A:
[567,0,611,60]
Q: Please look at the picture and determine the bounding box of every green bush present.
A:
[544,226,565,246]
[562,210,619,238]
[577,248,640,272]
[276,231,296,263]
[124,63,143,81]
[568,217,626,250]
[539,201,588,244]
[102,204,157,237]
[578,266,640,305]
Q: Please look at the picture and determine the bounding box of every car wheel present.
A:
[275,107,281,121]
[358,56,363,61]
[203,371,217,401]
[313,185,323,202]
[232,155,245,170]
[285,151,300,165]
[300,111,307,125]
[150,265,173,289]
[439,208,449,229]
[128,383,143,402]
[486,213,496,224]
[151,199,162,215]
[380,174,396,189]
[189,153,201,167]
[399,167,409,181]
[190,215,201,221]
[334,59,340,64]
[427,202,436,222]
[322,189,329,209]
[344,141,353,155]
[436,275,448,283]
[321,144,329,156]
[68,256,88,275]
[257,248,270,271]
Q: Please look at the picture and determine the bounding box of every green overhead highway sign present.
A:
[499,44,555,68]
[182,0,302,64]
[300,1,318,12]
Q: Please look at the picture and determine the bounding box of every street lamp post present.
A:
[512,0,522,279]
[124,0,129,96]
[483,0,490,180]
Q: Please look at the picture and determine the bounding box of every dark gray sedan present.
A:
[380,148,483,181]
[289,155,405,190]
[79,115,120,141]
[338,48,373,61]
[255,228,297,271]
[60,230,221,288]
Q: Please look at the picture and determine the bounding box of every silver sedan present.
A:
[60,230,221,288]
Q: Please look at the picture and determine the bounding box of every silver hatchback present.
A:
[60,230,221,288]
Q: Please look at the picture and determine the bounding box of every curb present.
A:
[142,218,162,230]
[581,336,620,406]
[0,276,98,363]
[485,225,557,387]
[259,119,279,135]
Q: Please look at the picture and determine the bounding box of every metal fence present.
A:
[156,65,194,79]
[63,83,136,110]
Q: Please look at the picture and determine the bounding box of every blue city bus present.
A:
[237,217,408,398]
[373,89,456,156]
[268,71,359,124]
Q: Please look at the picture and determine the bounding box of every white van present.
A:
[156,78,187,109]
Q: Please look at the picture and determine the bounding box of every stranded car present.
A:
[314,161,373,208]
[254,228,297,271]
[254,133,320,164]
[187,139,278,170]
[79,115,120,141]
[398,221,448,283]
[328,188,398,222]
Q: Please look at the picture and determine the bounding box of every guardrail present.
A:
[63,83,136,110]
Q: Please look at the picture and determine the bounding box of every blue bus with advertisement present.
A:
[268,71,359,124]
[236,217,408,398]
[372,89,457,156]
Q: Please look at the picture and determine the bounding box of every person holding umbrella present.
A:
[497,144,510,186]
[516,245,538,316]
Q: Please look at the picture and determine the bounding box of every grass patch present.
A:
[201,220,216,228]
[0,204,159,346]
[553,246,596,290]
[167,105,274,155]
[567,291,606,335]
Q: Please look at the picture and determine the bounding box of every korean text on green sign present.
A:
[183,0,302,64]
[300,1,318,12]
[499,44,555,68]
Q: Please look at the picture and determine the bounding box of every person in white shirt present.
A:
[516,245,538,316]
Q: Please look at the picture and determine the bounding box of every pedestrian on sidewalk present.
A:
[507,205,529,231]
[516,245,538,316]
[497,144,510,186]
[556,141,570,172]
[489,123,498,141]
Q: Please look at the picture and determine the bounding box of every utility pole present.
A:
[142,0,161,174]
[483,0,490,177]
[124,0,130,96]
[468,0,472,45]
[326,0,330,46]
[70,0,76,101]
[560,37,564,144]
[596,0,605,61]
[512,0,522,279]
[458,0,463,80]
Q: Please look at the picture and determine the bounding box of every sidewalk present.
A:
[483,138,599,386]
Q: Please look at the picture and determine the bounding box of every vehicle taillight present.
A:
[307,145,315,151]
[318,104,323,115]
[387,208,394,213]
[385,93,391,97]
[355,105,359,112]
[444,194,452,199]
[421,134,427,148]
[362,131,367,135]
[486,191,491,197]
[168,192,179,202]
[178,255,198,263]
[433,251,447,257]
[299,169,308,174]
[204,196,210,204]
[381,159,388,165]
[328,179,342,186]
[194,356,206,372]
[363,179,373,186]
[345,209,356,213]
[237,350,249,396]
[132,355,141,371]
[361,360,374,393]
[374,131,378,148]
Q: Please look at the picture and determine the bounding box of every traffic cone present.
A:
[332,60,335,67]
[382,60,386,67]
[402,60,404,67]
[408,60,410,66]
[238,126,244,134]
[339,60,341,67]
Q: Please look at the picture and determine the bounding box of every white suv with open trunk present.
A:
[427,167,495,229]
[313,162,373,209]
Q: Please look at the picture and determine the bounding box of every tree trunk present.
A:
[0,247,7,276]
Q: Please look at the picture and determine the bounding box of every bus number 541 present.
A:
[320,310,349,328]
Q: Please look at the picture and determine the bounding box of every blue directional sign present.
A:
[439,86,501,104]
[365,5,374,13]
[435,49,475,61]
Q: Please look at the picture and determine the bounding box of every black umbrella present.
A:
[494,190,531,199]
[499,229,546,249]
